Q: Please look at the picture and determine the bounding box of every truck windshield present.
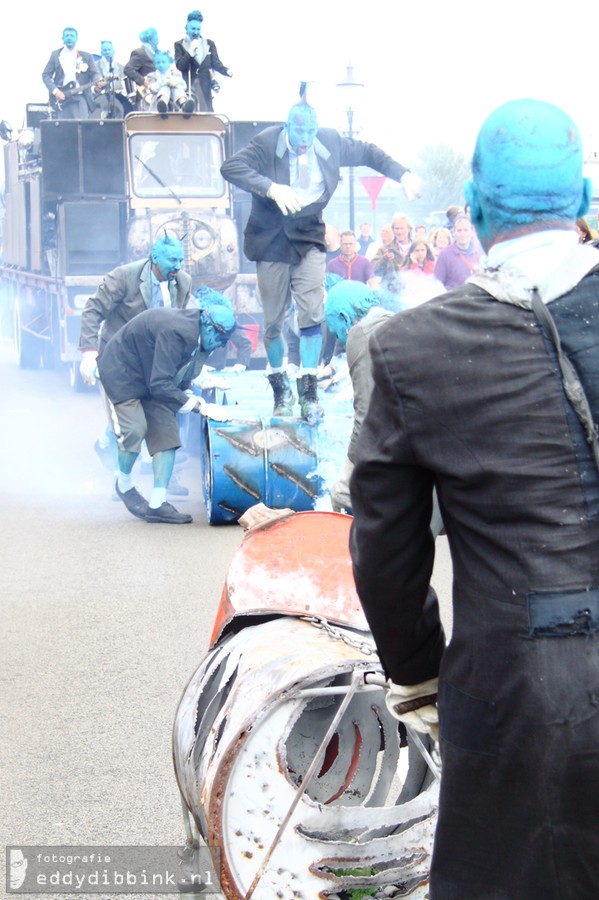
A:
[130,133,225,200]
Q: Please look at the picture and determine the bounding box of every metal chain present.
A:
[300,615,377,655]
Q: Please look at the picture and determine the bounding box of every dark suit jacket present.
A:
[78,258,192,354]
[97,307,206,412]
[174,38,229,111]
[42,49,101,105]
[220,126,409,265]
[123,46,155,86]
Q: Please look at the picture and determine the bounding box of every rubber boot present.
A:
[267,372,294,416]
[297,374,324,425]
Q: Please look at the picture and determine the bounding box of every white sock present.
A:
[150,488,167,509]
[117,472,134,492]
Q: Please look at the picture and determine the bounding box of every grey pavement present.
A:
[0,342,452,899]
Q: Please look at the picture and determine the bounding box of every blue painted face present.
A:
[200,306,236,352]
[286,106,318,154]
[186,20,202,39]
[150,237,184,281]
[324,281,376,349]
[465,98,592,249]
[101,41,114,61]
[154,51,172,74]
[63,29,78,49]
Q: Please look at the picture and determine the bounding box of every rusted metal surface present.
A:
[209,512,367,646]
[173,510,439,898]
[173,616,438,899]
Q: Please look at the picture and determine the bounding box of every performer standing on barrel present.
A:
[220,84,420,425]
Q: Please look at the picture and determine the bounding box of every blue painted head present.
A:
[286,98,318,154]
[199,303,236,352]
[139,28,159,51]
[154,51,173,73]
[465,98,592,250]
[324,281,379,349]
[194,285,231,309]
[325,272,343,292]
[186,10,203,38]
[62,28,78,49]
[100,41,114,61]
[150,234,184,280]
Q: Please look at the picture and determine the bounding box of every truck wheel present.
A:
[14,302,42,370]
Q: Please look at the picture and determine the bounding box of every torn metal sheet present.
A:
[173,616,438,899]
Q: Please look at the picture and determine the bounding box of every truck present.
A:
[0,108,273,388]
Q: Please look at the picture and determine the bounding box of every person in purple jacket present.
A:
[326,230,377,288]
[433,214,482,289]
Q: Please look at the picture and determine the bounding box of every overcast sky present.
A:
[3,0,599,183]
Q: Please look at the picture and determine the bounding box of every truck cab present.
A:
[0,111,273,386]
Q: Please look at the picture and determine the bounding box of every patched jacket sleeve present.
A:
[349,330,445,684]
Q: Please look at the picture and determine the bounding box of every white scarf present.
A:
[469,229,599,308]
[183,35,209,66]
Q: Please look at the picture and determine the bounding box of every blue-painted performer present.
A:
[145,51,195,115]
[220,84,420,424]
[78,234,194,509]
[350,98,599,898]
[174,10,231,112]
[92,40,133,119]
[98,303,235,525]
[124,28,160,110]
[42,27,103,119]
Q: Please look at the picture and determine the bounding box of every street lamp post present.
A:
[336,64,364,232]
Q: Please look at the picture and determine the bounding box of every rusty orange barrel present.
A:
[173,512,438,899]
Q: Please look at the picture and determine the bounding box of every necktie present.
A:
[298,157,310,190]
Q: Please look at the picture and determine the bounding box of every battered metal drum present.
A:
[173,512,438,898]
[200,416,323,524]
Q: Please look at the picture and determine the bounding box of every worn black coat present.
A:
[174,38,229,112]
[97,307,204,413]
[350,271,599,898]
[220,126,408,265]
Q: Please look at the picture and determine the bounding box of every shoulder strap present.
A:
[531,288,599,472]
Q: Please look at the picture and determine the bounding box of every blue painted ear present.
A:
[464,181,481,225]
[578,178,592,218]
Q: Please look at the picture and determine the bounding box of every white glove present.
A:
[266,182,303,216]
[80,351,99,386]
[227,363,246,374]
[400,171,422,201]
[192,397,233,422]
[385,677,439,742]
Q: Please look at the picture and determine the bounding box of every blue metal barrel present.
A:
[200,416,323,524]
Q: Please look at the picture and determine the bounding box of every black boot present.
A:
[178,96,195,117]
[267,372,294,416]
[297,374,324,425]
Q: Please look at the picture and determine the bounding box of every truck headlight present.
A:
[192,226,214,253]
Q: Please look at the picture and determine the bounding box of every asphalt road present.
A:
[0,341,452,898]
